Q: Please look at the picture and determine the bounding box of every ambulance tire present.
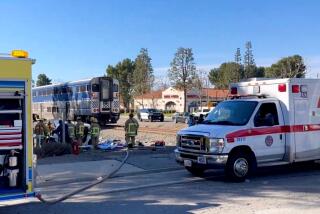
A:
[185,166,205,177]
[225,151,255,182]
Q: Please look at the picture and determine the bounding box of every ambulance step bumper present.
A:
[174,149,228,169]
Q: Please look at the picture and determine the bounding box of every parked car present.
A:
[192,107,214,118]
[172,112,190,123]
[137,108,164,122]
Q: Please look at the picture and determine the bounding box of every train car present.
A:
[32,77,120,124]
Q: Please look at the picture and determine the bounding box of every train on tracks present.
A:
[32,77,120,124]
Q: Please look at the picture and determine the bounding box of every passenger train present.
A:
[32,77,120,124]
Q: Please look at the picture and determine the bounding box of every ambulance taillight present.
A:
[292,85,300,93]
[230,87,237,95]
[278,84,286,92]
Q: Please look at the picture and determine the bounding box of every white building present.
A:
[134,87,229,112]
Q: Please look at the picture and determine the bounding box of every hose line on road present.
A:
[35,149,129,204]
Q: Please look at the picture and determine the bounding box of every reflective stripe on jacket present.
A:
[76,123,85,137]
[90,124,100,137]
[127,123,137,136]
[68,124,75,138]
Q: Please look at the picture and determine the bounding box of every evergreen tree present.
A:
[36,74,52,86]
[265,55,306,78]
[133,48,154,107]
[106,59,135,111]
[235,48,241,64]
[243,41,256,78]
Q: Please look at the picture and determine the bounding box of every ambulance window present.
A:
[254,103,279,127]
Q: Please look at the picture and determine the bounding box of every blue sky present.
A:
[1,0,320,82]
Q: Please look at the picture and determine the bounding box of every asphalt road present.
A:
[2,160,320,214]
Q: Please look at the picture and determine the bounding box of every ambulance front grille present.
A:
[180,135,206,151]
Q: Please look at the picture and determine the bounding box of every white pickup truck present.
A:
[192,108,213,118]
[175,78,320,181]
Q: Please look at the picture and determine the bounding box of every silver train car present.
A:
[32,77,120,124]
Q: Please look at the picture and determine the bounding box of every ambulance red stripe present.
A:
[226,124,320,143]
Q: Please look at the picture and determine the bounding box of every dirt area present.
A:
[100,116,187,146]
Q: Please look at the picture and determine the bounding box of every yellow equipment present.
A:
[0,50,36,202]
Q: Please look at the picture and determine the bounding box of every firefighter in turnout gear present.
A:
[90,117,100,149]
[67,119,76,144]
[125,113,139,148]
[75,117,85,145]
[34,119,49,148]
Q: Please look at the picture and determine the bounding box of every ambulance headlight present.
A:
[209,138,225,153]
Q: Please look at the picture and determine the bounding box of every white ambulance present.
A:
[175,78,320,181]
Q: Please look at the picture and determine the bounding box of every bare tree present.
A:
[168,48,197,112]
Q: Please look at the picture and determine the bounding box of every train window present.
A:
[62,87,67,94]
[76,86,80,93]
[54,88,59,95]
[32,91,36,97]
[52,107,57,112]
[87,85,90,91]
[49,89,53,95]
[101,80,110,100]
[92,84,100,92]
[80,85,86,92]
[47,107,52,112]
[67,87,73,94]
[113,84,119,92]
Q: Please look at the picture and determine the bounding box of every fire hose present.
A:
[36,148,129,204]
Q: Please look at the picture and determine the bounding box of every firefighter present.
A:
[90,118,100,149]
[67,119,76,144]
[34,119,48,148]
[47,121,55,135]
[125,113,139,148]
[75,117,85,146]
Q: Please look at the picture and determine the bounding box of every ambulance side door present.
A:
[251,101,286,163]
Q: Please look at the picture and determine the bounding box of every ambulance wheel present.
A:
[185,166,205,177]
[225,151,255,182]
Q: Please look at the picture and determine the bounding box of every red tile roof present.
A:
[201,88,229,98]
[135,90,163,99]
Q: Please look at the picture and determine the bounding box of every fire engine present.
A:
[175,78,320,181]
[0,50,35,202]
